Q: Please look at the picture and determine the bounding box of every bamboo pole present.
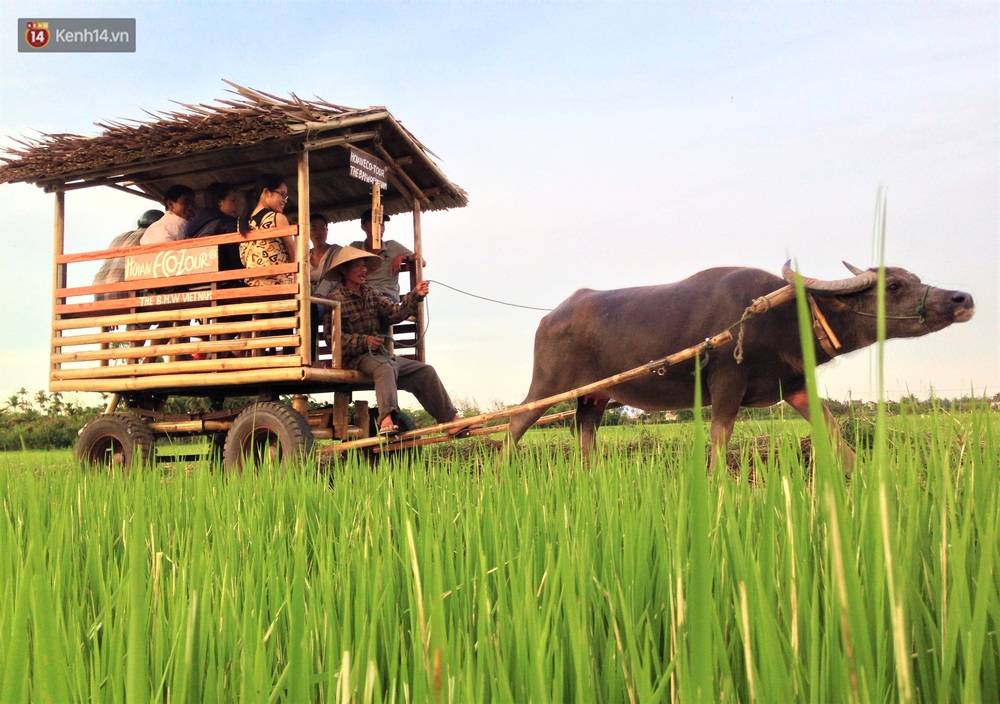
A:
[330,300,343,369]
[58,225,297,265]
[54,316,298,347]
[375,144,426,206]
[297,149,313,365]
[56,277,299,318]
[368,410,575,454]
[285,111,392,135]
[353,400,370,439]
[746,284,795,313]
[80,268,249,301]
[299,367,368,384]
[52,333,301,364]
[54,299,298,331]
[147,420,232,434]
[412,200,426,363]
[50,363,365,393]
[52,347,303,379]
[329,331,733,453]
[49,364,310,393]
[50,189,67,387]
[300,130,377,152]
[370,183,382,250]
[333,392,350,441]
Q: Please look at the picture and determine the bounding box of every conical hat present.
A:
[323,245,382,280]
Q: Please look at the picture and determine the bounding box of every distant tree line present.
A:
[2,388,997,451]
[0,389,104,451]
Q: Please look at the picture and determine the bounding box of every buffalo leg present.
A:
[783,389,856,475]
[506,397,551,448]
[575,395,609,465]
[708,375,746,473]
[708,401,742,474]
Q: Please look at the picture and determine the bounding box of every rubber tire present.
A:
[222,402,313,473]
[75,413,155,472]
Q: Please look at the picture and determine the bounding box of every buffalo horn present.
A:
[782,260,878,295]
[842,261,866,275]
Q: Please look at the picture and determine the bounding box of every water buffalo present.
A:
[507,262,974,472]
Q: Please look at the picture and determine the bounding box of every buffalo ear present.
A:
[842,261,866,275]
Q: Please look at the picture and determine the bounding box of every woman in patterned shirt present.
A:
[239,174,296,286]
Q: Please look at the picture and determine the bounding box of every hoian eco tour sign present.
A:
[348,147,388,189]
[124,245,220,307]
[125,245,218,281]
[348,147,388,249]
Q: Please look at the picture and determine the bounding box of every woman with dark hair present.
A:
[309,211,341,290]
[184,182,241,272]
[239,174,296,286]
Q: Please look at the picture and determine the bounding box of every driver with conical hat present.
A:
[325,246,479,438]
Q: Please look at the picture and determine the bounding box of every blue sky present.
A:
[1,1,996,408]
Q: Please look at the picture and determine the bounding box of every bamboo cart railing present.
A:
[51,225,375,393]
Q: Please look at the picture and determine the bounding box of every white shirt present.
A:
[140,211,187,245]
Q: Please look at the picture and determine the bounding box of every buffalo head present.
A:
[782,260,974,337]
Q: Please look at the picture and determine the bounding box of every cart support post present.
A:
[51,188,66,389]
[297,150,312,365]
[411,200,426,362]
[333,392,350,440]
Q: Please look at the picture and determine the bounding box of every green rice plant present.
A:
[0,401,997,702]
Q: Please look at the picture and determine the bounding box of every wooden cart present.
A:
[2,83,766,472]
[1,84,480,470]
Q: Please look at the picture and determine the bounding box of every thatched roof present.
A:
[0,81,467,223]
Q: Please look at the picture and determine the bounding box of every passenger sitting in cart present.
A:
[349,209,424,301]
[238,173,296,286]
[309,211,341,291]
[136,186,195,361]
[309,211,341,356]
[140,184,195,245]
[93,209,163,301]
[184,181,243,275]
[326,246,479,438]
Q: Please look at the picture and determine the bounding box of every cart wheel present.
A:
[75,413,155,472]
[222,402,313,472]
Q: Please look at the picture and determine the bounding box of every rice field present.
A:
[0,407,997,703]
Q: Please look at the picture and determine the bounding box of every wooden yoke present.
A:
[746,284,795,314]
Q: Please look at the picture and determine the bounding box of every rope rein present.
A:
[369,278,549,362]
[425,280,554,312]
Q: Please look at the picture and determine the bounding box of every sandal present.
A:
[378,422,401,440]
[447,421,484,438]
